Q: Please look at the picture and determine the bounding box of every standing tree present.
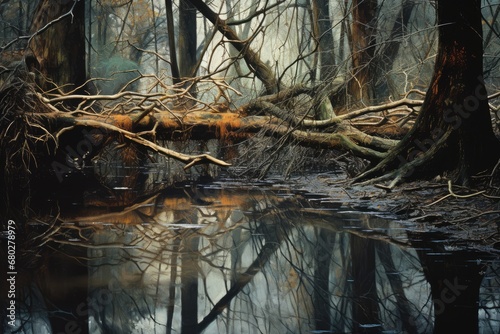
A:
[178,0,198,102]
[348,0,378,104]
[28,0,86,93]
[178,0,197,80]
[312,0,336,84]
[358,0,500,187]
[373,0,416,98]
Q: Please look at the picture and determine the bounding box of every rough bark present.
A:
[357,0,500,186]
[28,0,86,93]
[178,0,198,79]
[348,0,378,103]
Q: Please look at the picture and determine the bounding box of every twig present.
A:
[452,210,500,224]
[447,180,485,198]
[424,193,452,207]
[424,180,486,207]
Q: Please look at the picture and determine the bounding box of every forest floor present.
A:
[288,171,500,254]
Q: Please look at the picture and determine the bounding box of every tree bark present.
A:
[357,0,500,186]
[311,0,337,120]
[312,0,336,83]
[348,0,378,103]
[178,0,198,79]
[29,0,86,93]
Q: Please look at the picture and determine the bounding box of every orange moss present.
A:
[120,145,140,165]
[158,114,181,128]
[112,115,134,131]
[215,113,242,140]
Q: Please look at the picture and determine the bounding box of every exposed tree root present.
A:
[353,129,453,188]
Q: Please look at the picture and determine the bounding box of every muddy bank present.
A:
[286,172,500,253]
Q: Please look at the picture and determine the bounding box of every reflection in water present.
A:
[2,184,500,333]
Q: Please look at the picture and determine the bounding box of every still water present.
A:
[2,180,500,333]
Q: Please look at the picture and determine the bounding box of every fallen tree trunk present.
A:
[2,70,498,215]
[42,107,399,161]
[34,82,419,165]
[8,70,489,189]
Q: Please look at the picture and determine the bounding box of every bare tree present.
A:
[347,0,378,104]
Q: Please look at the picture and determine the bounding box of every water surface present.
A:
[2,181,500,333]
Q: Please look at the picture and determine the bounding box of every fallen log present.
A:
[42,108,398,161]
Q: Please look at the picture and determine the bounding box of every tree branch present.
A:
[68,118,231,169]
[187,0,278,94]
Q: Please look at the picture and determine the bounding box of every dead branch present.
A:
[188,0,279,94]
[300,97,424,128]
[62,117,231,169]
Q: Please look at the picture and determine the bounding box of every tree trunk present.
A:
[311,0,337,120]
[165,0,181,84]
[29,0,86,93]
[348,0,377,104]
[358,0,500,186]
[178,0,198,102]
[312,0,336,83]
[178,0,197,79]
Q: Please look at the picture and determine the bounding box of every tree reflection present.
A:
[3,186,500,333]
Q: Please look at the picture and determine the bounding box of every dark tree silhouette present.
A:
[358,0,500,186]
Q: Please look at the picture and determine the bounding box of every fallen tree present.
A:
[2,55,500,189]
[2,75,420,168]
[2,69,498,180]
[0,70,420,213]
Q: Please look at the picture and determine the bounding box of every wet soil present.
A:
[282,172,500,254]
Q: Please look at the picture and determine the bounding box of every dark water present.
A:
[2,181,500,334]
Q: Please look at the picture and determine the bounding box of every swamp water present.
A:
[2,178,500,334]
